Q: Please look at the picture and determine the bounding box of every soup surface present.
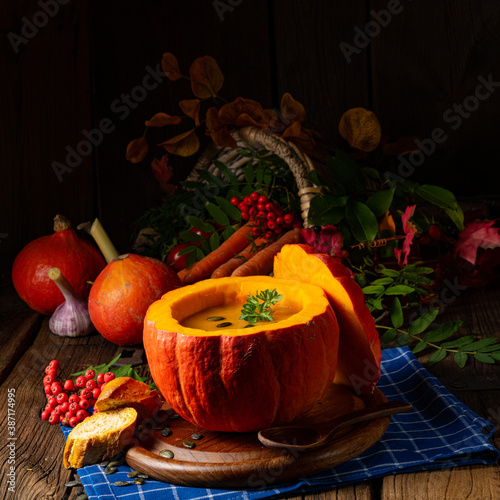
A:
[182,302,300,331]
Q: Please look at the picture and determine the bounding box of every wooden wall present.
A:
[2,0,500,276]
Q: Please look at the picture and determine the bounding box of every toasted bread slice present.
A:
[63,407,137,469]
[95,376,162,420]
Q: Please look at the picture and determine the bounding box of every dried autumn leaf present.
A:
[206,106,237,149]
[145,113,182,127]
[455,220,500,265]
[281,120,302,139]
[162,52,183,81]
[379,210,396,233]
[179,99,201,126]
[339,107,382,152]
[281,93,306,123]
[218,97,269,128]
[159,129,200,157]
[126,137,149,163]
[190,56,224,99]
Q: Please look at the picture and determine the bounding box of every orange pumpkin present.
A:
[273,244,382,395]
[143,276,339,432]
[89,253,181,346]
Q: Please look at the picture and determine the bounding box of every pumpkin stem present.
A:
[48,267,80,301]
[86,218,120,263]
[53,214,72,232]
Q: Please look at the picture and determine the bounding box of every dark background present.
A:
[2,0,500,276]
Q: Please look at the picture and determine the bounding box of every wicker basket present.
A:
[186,126,322,226]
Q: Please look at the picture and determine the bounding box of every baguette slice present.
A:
[95,376,162,420]
[63,407,137,469]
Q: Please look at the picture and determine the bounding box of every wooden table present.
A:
[1,278,499,500]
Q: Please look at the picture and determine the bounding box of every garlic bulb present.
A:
[48,267,94,337]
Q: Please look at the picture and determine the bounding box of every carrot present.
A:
[177,268,189,283]
[182,222,255,284]
[211,237,268,278]
[231,229,301,277]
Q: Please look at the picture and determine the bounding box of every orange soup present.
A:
[182,302,300,331]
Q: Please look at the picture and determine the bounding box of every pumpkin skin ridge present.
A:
[143,276,339,432]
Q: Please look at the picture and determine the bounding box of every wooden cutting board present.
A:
[126,384,389,489]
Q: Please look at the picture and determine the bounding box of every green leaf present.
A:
[371,277,394,286]
[412,340,428,354]
[454,351,468,368]
[179,230,204,243]
[441,335,475,349]
[345,200,379,242]
[385,285,415,295]
[409,308,439,335]
[423,321,462,343]
[403,265,435,274]
[391,297,404,329]
[362,285,385,295]
[397,332,411,346]
[477,341,500,353]
[366,189,395,218]
[415,184,464,230]
[209,231,220,251]
[490,352,500,361]
[178,245,198,256]
[308,194,347,226]
[473,352,495,364]
[243,163,254,183]
[186,215,215,234]
[462,337,500,352]
[215,196,241,222]
[212,159,239,184]
[222,225,235,240]
[428,348,447,365]
[369,298,384,310]
[381,328,398,343]
[197,169,225,187]
[206,202,230,226]
[378,267,401,278]
[401,273,434,286]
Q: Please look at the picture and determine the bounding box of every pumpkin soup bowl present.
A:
[143,276,339,433]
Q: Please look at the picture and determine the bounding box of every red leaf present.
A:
[394,205,417,266]
[455,220,500,265]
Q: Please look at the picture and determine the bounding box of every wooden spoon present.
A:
[258,400,412,452]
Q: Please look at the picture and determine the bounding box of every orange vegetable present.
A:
[211,237,268,278]
[177,268,189,282]
[231,229,301,277]
[182,222,254,284]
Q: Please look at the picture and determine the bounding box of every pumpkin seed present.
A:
[159,449,174,458]
[127,470,139,478]
[76,492,88,499]
[99,460,109,467]
[113,481,131,487]
[243,324,255,328]
[183,439,196,449]
[216,322,232,328]
[133,478,145,485]
[107,459,123,468]
[161,428,172,437]
[137,473,149,479]
[64,480,82,487]
[104,466,117,475]
[207,316,226,321]
[191,432,203,440]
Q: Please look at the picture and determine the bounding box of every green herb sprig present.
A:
[240,289,283,324]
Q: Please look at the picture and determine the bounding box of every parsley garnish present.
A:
[240,289,283,324]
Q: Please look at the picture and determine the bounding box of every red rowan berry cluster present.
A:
[40,359,116,427]
[230,192,301,239]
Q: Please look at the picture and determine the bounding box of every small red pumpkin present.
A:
[89,253,181,346]
[12,215,106,315]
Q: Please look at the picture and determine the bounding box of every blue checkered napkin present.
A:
[61,347,499,500]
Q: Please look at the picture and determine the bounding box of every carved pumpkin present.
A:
[273,244,382,395]
[143,276,339,432]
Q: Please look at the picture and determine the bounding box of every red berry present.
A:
[237,202,246,212]
[65,410,76,420]
[48,413,59,425]
[267,220,277,230]
[68,394,80,404]
[80,388,92,400]
[257,203,265,211]
[51,383,63,396]
[256,210,266,220]
[429,224,442,240]
[266,211,276,221]
[243,196,253,206]
[69,416,80,427]
[96,373,105,384]
[265,231,273,240]
[47,396,58,409]
[86,379,97,390]
[252,227,262,238]
[265,202,275,212]
[230,196,240,206]
[284,213,294,225]
[240,211,249,220]
[92,388,101,399]
[69,402,79,413]
[44,365,52,375]
[44,383,52,395]
[41,410,51,421]
[89,398,97,406]
[63,379,75,392]
[276,216,284,226]
[250,191,260,202]
[56,392,68,404]
[258,195,268,205]
[85,369,96,380]
[75,376,87,388]
[48,360,60,371]
[53,405,62,416]
[59,401,70,413]
[79,399,90,410]
[44,402,53,412]
[100,382,107,390]
[43,374,55,385]
[77,409,90,421]
[103,372,115,383]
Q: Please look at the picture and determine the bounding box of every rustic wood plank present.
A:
[0,318,119,499]
[0,1,95,276]
[0,283,42,384]
[309,481,379,499]
[369,0,500,198]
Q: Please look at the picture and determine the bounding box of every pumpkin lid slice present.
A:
[145,276,334,336]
